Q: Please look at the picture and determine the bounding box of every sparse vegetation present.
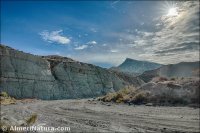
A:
[26,114,37,126]
[170,77,176,81]
[131,91,149,104]
[0,92,9,97]
[99,78,200,106]
[99,86,149,104]
[0,92,16,105]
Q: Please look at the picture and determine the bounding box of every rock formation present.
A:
[0,44,143,100]
[139,78,200,105]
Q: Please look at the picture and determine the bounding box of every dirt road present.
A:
[1,99,199,132]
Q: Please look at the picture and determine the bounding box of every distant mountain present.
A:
[110,58,162,75]
[139,61,200,82]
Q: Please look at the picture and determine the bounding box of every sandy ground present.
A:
[1,99,199,133]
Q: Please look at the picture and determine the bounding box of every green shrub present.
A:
[0,92,8,97]
[170,77,176,81]
[0,92,16,105]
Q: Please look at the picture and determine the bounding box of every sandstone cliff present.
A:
[0,44,142,100]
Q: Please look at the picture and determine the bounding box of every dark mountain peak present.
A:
[122,58,161,66]
[124,58,142,62]
[125,58,134,61]
[123,58,140,64]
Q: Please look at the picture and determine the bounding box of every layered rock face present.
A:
[0,45,142,100]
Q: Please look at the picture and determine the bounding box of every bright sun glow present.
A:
[167,7,178,16]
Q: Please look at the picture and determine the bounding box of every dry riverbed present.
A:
[1,99,199,133]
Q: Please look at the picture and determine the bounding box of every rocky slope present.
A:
[100,77,199,106]
[139,78,200,105]
[110,58,162,75]
[0,44,143,100]
[139,61,200,82]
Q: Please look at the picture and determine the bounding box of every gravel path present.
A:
[1,99,199,133]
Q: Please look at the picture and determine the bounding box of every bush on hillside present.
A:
[99,86,149,104]
[0,91,16,105]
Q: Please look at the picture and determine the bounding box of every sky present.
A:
[1,0,199,68]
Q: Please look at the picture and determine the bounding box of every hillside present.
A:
[0,44,143,100]
[139,61,200,82]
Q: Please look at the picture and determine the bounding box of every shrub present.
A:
[131,91,148,104]
[0,92,8,97]
[99,86,150,104]
[115,93,124,103]
[26,114,37,126]
[170,77,176,81]
[0,92,16,105]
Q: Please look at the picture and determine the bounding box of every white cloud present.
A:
[74,45,88,50]
[90,28,97,33]
[130,1,199,64]
[56,1,199,67]
[87,41,97,45]
[74,1,199,66]
[102,43,107,46]
[39,30,70,45]
[111,49,118,53]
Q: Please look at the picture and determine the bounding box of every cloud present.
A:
[128,1,200,64]
[153,2,199,55]
[59,1,199,67]
[87,41,97,45]
[39,30,70,45]
[154,42,199,54]
[74,45,88,50]
[90,28,97,33]
[93,1,198,65]
[111,0,121,10]
[110,49,118,53]
[102,44,107,46]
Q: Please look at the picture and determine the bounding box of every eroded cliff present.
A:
[0,45,142,99]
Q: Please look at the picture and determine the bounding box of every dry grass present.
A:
[26,114,37,126]
[99,82,193,106]
[99,86,149,104]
